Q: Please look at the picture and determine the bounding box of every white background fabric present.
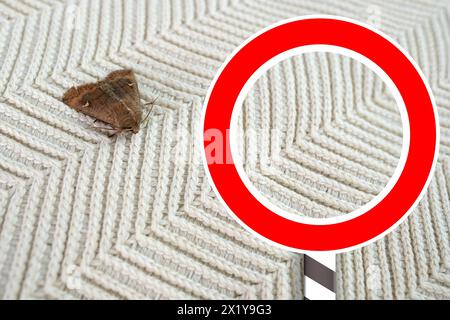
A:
[0,0,449,299]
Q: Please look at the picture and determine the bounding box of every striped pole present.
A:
[304,252,336,300]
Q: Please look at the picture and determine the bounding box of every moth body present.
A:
[62,69,144,135]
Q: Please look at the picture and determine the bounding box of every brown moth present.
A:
[63,69,150,135]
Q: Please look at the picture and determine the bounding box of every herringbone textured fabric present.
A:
[0,0,449,299]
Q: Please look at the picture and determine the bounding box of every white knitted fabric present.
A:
[0,0,449,300]
[239,53,401,218]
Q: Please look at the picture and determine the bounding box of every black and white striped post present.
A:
[304,252,336,300]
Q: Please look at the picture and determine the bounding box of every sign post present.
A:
[304,253,336,300]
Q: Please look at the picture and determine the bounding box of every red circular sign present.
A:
[202,17,438,252]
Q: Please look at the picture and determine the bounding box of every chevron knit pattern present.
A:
[0,0,449,300]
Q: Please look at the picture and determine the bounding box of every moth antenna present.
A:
[141,96,158,126]
[141,104,154,126]
[143,95,159,106]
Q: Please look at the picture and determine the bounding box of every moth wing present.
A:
[106,70,143,127]
[62,82,119,127]
[106,69,135,82]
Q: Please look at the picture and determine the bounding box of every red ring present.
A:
[202,17,438,251]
